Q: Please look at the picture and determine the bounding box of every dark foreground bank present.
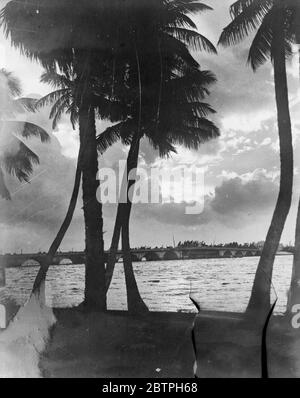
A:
[39,309,300,378]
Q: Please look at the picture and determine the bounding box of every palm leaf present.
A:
[66,103,79,129]
[148,135,177,157]
[96,123,122,154]
[248,7,294,70]
[0,165,11,200]
[36,89,68,109]
[0,68,21,97]
[172,1,213,15]
[13,97,38,113]
[97,119,135,153]
[167,10,198,30]
[1,135,40,182]
[49,93,71,129]
[247,7,274,69]
[163,34,199,70]
[167,119,219,149]
[166,27,217,53]
[0,121,50,142]
[41,69,73,89]
[218,0,273,47]
[168,69,217,101]
[230,0,271,18]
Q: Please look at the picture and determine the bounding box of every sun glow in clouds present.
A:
[97,160,206,215]
[221,110,274,134]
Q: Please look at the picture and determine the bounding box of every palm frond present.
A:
[66,103,79,129]
[148,135,177,157]
[1,135,40,182]
[49,93,71,129]
[166,118,219,149]
[0,68,21,97]
[168,69,217,101]
[167,10,198,29]
[218,0,273,47]
[94,98,130,123]
[96,123,122,154]
[248,6,294,70]
[0,121,50,142]
[41,70,73,89]
[247,8,274,69]
[13,97,38,113]
[36,89,69,109]
[0,165,11,200]
[166,27,217,53]
[230,0,271,18]
[97,119,136,153]
[163,34,199,69]
[171,1,213,16]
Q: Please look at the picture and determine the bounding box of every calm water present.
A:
[0,256,293,314]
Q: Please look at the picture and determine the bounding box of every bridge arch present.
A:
[21,259,41,267]
[144,252,160,261]
[58,258,73,265]
[235,251,243,258]
[163,250,179,261]
[131,253,140,262]
[223,250,233,258]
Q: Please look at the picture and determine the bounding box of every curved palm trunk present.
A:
[122,216,149,314]
[106,36,148,312]
[286,46,300,312]
[287,198,300,311]
[105,134,148,312]
[105,206,123,291]
[79,105,106,311]
[31,149,82,299]
[246,16,293,320]
[121,136,148,313]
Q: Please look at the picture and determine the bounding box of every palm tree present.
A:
[31,64,129,298]
[0,0,217,311]
[286,0,300,312]
[98,0,218,313]
[103,66,219,313]
[0,0,133,311]
[0,68,49,200]
[219,0,297,320]
[0,0,208,311]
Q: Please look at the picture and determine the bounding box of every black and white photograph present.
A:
[0,0,299,381]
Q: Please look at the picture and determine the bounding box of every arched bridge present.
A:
[0,247,263,268]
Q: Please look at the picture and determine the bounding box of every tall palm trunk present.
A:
[105,134,148,312]
[121,135,149,313]
[246,14,293,319]
[286,45,300,312]
[105,155,130,292]
[106,36,148,312]
[79,105,106,311]
[287,198,300,311]
[31,149,82,299]
[105,206,123,291]
[122,217,149,313]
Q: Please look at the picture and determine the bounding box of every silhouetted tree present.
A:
[219,0,297,320]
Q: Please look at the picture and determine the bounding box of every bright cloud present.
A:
[221,111,274,134]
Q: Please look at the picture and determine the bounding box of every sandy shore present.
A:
[38,308,300,378]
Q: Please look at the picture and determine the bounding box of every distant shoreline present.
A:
[1,251,292,269]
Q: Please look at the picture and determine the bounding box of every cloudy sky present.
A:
[0,0,300,253]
